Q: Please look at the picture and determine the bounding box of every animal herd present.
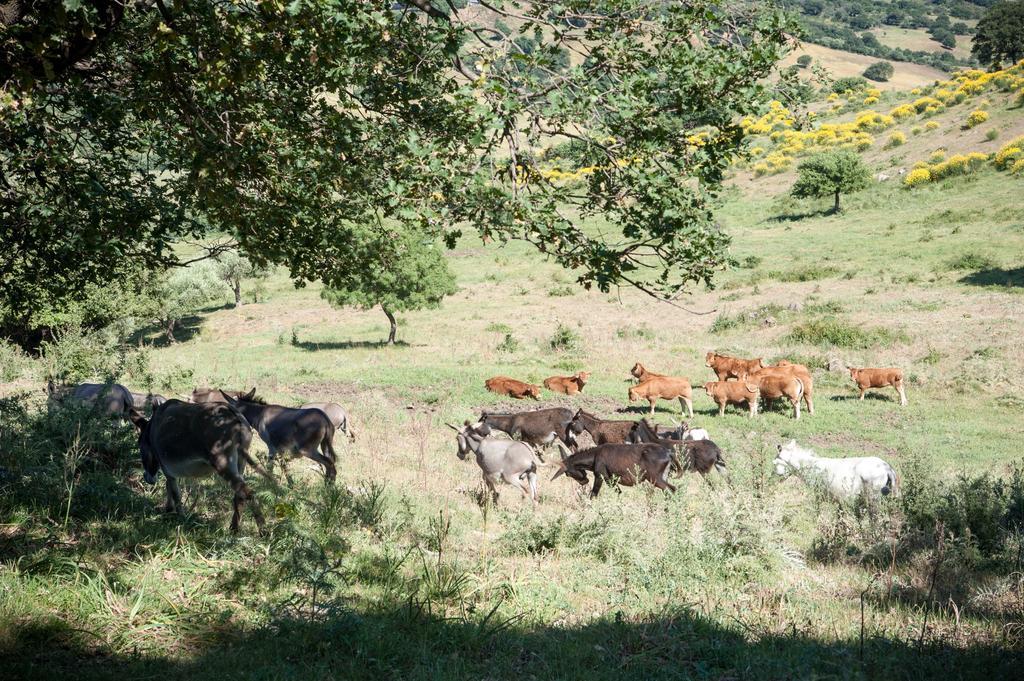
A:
[41,351,907,533]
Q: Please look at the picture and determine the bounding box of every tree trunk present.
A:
[833,188,841,213]
[382,305,397,345]
[165,320,176,344]
[233,279,242,306]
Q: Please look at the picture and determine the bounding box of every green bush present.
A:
[549,323,582,352]
[785,317,909,348]
[770,265,841,282]
[496,333,520,353]
[946,252,997,270]
[831,76,869,93]
[863,61,894,82]
[0,341,31,382]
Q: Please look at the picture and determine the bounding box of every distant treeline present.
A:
[780,0,986,70]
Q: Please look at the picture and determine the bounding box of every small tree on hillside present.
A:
[972,1,1024,67]
[215,251,270,306]
[142,266,226,343]
[321,228,456,345]
[796,55,813,69]
[863,61,894,82]
[791,151,871,213]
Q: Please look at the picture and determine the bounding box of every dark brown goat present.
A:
[551,443,676,497]
[569,409,636,445]
[629,419,726,477]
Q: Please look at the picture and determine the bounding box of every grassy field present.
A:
[3,96,1024,681]
[781,43,949,90]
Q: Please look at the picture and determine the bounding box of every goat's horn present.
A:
[550,466,566,481]
[444,422,460,431]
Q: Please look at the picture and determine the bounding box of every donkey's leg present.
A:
[164,477,183,514]
[483,475,499,505]
[303,448,337,483]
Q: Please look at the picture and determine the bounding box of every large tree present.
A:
[972,1,1024,67]
[1,1,794,345]
[320,227,456,344]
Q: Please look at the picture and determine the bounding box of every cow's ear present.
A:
[128,409,148,431]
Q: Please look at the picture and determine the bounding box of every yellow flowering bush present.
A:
[904,168,931,187]
[885,131,906,148]
[863,96,878,106]
[750,146,765,156]
[866,88,881,98]
[1011,159,1024,176]
[827,93,839,102]
[854,111,894,132]
[930,149,947,163]
[910,88,922,95]
[993,136,1024,170]
[913,96,942,112]
[925,121,939,131]
[965,110,989,128]
[889,104,915,120]
[855,135,874,151]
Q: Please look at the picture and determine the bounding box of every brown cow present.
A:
[703,380,759,417]
[485,376,541,400]
[849,367,907,405]
[741,367,804,419]
[705,352,763,381]
[543,371,591,395]
[628,376,694,418]
[630,363,665,383]
[769,360,815,415]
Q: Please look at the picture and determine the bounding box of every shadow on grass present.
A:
[3,599,1020,681]
[294,340,411,351]
[829,393,901,403]
[767,207,833,223]
[615,405,688,416]
[128,302,234,347]
[959,267,1024,289]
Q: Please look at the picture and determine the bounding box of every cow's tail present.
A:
[343,417,357,443]
[881,467,898,497]
[794,377,805,399]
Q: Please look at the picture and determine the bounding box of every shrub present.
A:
[911,126,923,136]
[616,325,655,341]
[863,61,894,83]
[965,110,990,128]
[925,121,939,131]
[863,96,878,106]
[496,333,520,353]
[832,76,868,93]
[904,167,931,188]
[549,323,582,352]
[547,284,575,297]
[930,149,947,163]
[785,318,908,349]
[888,104,915,120]
[913,96,943,113]
[885,131,906,148]
[773,265,841,282]
[985,129,1000,142]
[993,136,1024,170]
[0,341,31,382]
[946,253,997,271]
[796,55,812,68]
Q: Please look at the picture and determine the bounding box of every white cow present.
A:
[773,440,897,501]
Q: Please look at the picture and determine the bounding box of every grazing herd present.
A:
[42,350,908,533]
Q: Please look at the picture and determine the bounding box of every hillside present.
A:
[3,54,1024,681]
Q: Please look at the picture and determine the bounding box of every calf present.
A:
[703,380,759,417]
[628,376,694,418]
[628,419,726,477]
[849,367,907,405]
[543,371,590,395]
[741,367,804,419]
[630,363,665,383]
[448,423,538,505]
[130,391,167,414]
[569,409,636,445]
[476,407,576,457]
[705,352,763,381]
[770,360,815,415]
[551,443,676,497]
[485,376,541,400]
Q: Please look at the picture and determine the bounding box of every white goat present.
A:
[448,422,539,505]
[773,440,897,502]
